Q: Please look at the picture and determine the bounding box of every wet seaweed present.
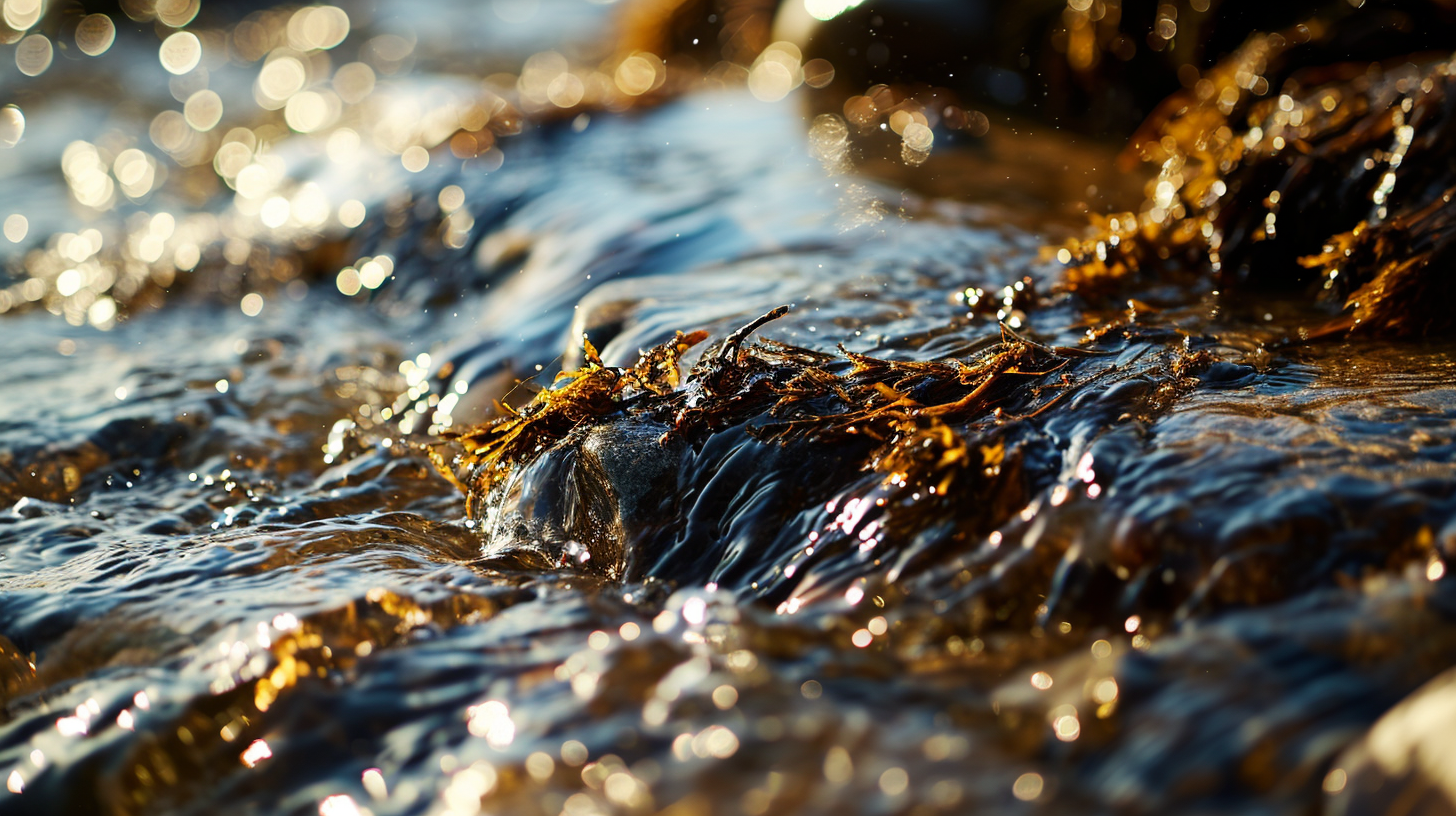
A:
[430,329,708,511]
[1056,24,1456,336]
[1300,186,1456,336]
[436,309,1089,514]
[434,303,1227,602]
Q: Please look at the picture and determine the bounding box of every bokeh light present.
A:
[74,14,117,57]
[15,34,52,76]
[159,31,202,75]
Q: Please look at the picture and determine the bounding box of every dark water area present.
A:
[3,1,1456,814]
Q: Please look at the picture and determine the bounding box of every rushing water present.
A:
[3,1,1456,815]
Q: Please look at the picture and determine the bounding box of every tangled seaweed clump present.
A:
[430,302,1227,617]
[1056,31,1456,336]
[431,328,710,510]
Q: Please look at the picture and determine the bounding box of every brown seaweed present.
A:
[1057,29,1456,336]
[1299,186,1456,336]
[437,304,1190,561]
[431,329,708,512]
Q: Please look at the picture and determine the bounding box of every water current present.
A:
[3,1,1456,814]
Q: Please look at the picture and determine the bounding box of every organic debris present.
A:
[1299,188,1456,336]
[436,304,1207,544]
[1055,27,1456,336]
[431,329,707,511]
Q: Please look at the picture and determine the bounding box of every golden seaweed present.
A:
[1056,24,1456,337]
[431,330,707,511]
[437,303,1165,531]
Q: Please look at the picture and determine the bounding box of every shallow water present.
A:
[3,2,1456,815]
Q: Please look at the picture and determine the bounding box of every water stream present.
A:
[3,1,1456,814]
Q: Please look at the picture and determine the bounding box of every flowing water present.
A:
[3,2,1456,815]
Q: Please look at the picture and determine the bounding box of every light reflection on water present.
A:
[0,1,1455,815]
